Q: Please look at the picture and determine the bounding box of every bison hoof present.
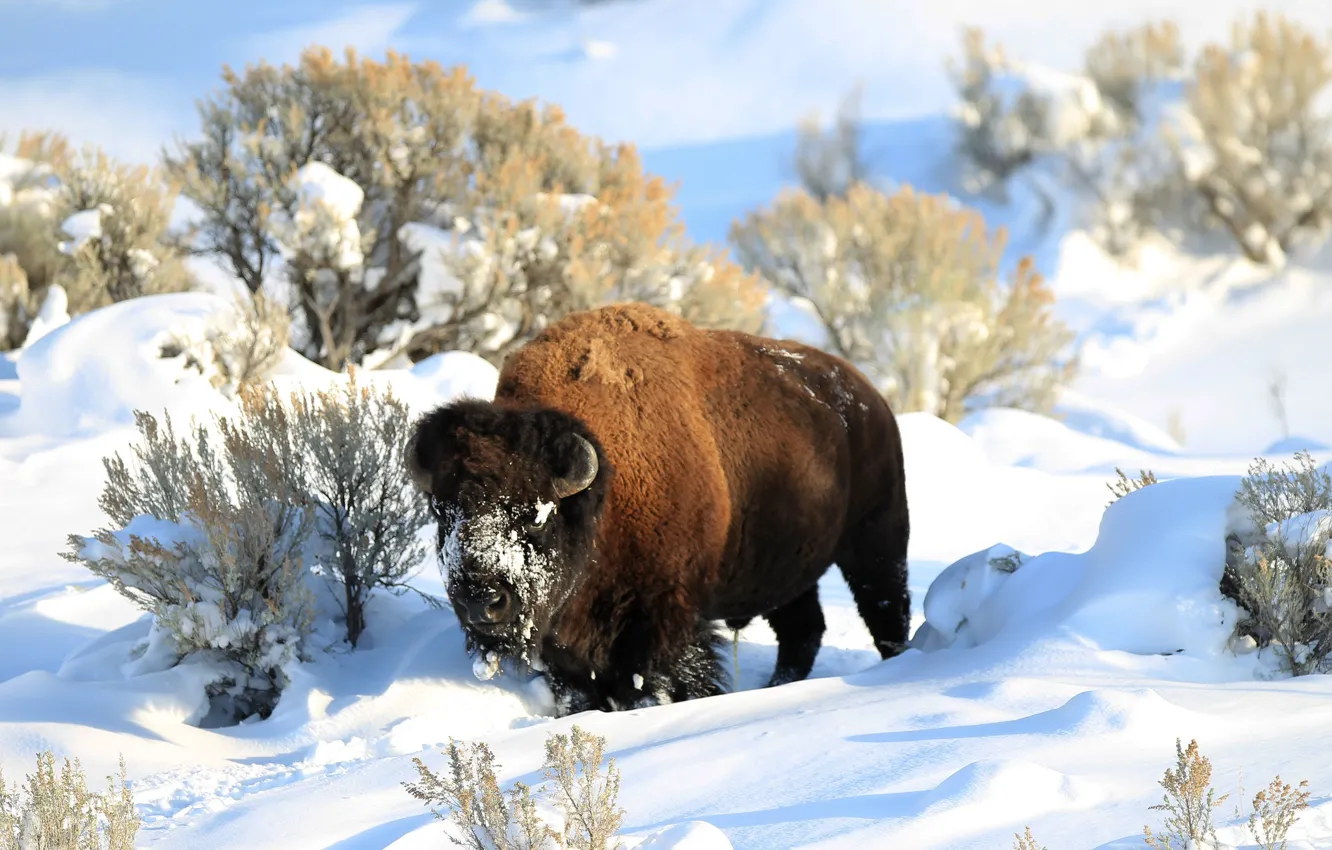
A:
[876,639,907,659]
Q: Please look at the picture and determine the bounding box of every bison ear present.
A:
[550,431,599,499]
[406,405,465,493]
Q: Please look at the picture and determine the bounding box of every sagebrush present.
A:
[167,47,765,370]
[161,291,290,397]
[65,373,431,720]
[792,86,867,201]
[0,752,138,850]
[67,404,316,720]
[406,725,624,850]
[730,183,1076,423]
[1144,738,1227,850]
[1068,21,1189,258]
[1107,467,1159,505]
[1247,775,1311,850]
[1224,451,1332,675]
[0,134,191,350]
[1012,826,1045,850]
[948,27,1051,194]
[1183,12,1332,266]
[287,369,432,647]
[1142,739,1315,850]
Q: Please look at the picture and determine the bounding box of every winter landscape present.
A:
[3,1,1332,848]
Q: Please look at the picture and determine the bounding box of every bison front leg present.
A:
[639,619,726,705]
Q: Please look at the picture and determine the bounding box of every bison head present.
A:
[406,400,608,662]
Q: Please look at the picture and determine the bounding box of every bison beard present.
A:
[408,303,910,714]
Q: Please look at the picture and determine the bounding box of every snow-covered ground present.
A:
[2,293,1331,849]
[4,1,1332,846]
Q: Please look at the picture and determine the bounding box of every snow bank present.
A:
[0,290,502,440]
[0,292,236,438]
[408,350,499,403]
[913,476,1246,659]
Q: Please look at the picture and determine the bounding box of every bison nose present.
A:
[457,586,515,628]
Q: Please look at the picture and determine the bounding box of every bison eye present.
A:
[526,501,557,534]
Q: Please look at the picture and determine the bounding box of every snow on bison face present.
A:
[406,402,606,664]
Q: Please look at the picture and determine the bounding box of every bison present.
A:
[407,303,909,714]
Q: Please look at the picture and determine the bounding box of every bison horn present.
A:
[552,433,599,499]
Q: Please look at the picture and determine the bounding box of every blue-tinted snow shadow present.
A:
[322,814,435,849]
[629,789,922,835]
[0,580,110,683]
[0,612,102,683]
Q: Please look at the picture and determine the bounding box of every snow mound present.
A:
[1,292,236,437]
[0,288,502,440]
[409,350,499,403]
[1022,687,1198,738]
[1052,390,1183,454]
[21,283,70,348]
[632,821,734,849]
[921,758,1103,818]
[913,476,1246,658]
[1265,436,1332,455]
[959,407,1166,474]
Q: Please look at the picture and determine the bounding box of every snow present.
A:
[1,293,235,439]
[281,162,365,271]
[4,2,1332,847]
[59,205,107,252]
[2,292,1331,849]
[20,283,70,348]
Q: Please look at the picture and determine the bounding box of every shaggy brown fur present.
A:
[411,302,910,713]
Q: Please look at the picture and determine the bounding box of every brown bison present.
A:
[407,303,909,714]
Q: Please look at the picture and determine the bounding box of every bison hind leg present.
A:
[764,584,826,687]
[836,500,911,659]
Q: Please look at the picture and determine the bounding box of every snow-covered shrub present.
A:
[167,48,765,371]
[949,27,1046,192]
[160,291,291,397]
[1,136,191,349]
[0,140,63,350]
[1225,451,1332,675]
[0,253,33,350]
[406,725,623,850]
[0,752,138,850]
[792,86,867,201]
[730,183,1077,423]
[1084,21,1185,128]
[417,140,765,364]
[66,372,432,715]
[1066,22,1191,258]
[55,146,193,306]
[1182,12,1332,266]
[1143,738,1227,850]
[67,406,316,720]
[286,369,430,648]
[948,28,1109,196]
